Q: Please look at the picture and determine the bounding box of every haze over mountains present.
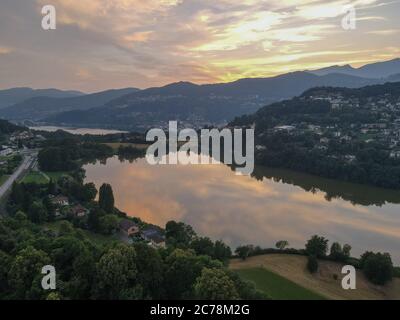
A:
[0,87,83,109]
[0,88,139,121]
[0,58,399,131]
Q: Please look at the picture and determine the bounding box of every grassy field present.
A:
[21,171,49,184]
[0,175,9,186]
[236,267,325,300]
[231,254,400,300]
[44,171,70,180]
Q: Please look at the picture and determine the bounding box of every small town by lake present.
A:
[83,154,400,263]
[29,126,127,136]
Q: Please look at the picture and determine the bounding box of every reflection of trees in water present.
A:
[88,151,400,207]
[118,154,142,164]
[250,166,400,207]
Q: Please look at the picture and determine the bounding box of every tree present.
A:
[87,207,105,233]
[164,249,220,299]
[8,246,50,299]
[0,250,10,297]
[329,242,343,261]
[190,237,215,257]
[235,245,253,260]
[47,179,57,195]
[28,201,48,223]
[98,214,118,235]
[133,243,164,299]
[227,271,266,299]
[213,240,232,264]
[68,250,96,299]
[165,220,196,248]
[307,255,318,273]
[343,244,352,258]
[43,196,56,222]
[194,268,239,300]
[276,240,289,250]
[361,252,393,285]
[10,182,24,205]
[81,183,97,202]
[58,221,74,236]
[98,183,114,213]
[93,244,138,299]
[305,235,328,258]
[46,292,62,300]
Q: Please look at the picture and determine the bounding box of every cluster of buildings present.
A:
[119,218,166,248]
[50,194,166,248]
[257,91,400,163]
[50,195,89,218]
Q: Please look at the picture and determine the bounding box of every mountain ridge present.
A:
[309,58,400,79]
[0,87,140,121]
[0,87,84,109]
[44,72,390,131]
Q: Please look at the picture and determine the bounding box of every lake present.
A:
[29,126,127,135]
[83,154,400,263]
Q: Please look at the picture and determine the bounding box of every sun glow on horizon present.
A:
[0,0,399,91]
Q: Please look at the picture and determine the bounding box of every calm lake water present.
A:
[29,126,127,135]
[83,154,400,263]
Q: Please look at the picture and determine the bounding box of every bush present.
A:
[361,252,393,285]
[305,235,328,258]
[307,255,318,274]
[235,245,254,260]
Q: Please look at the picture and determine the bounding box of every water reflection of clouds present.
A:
[84,156,400,263]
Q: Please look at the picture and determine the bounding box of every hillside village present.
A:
[230,82,400,188]
[249,84,400,161]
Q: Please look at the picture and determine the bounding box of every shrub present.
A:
[307,255,318,274]
[305,235,328,258]
[361,252,393,285]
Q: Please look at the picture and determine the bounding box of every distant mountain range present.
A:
[43,72,384,131]
[309,58,400,79]
[0,88,139,120]
[0,87,83,109]
[0,58,399,131]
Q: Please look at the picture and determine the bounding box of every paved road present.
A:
[0,152,36,199]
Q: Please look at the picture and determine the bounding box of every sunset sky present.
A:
[0,0,399,92]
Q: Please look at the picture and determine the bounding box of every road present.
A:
[0,151,37,199]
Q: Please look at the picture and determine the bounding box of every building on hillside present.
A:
[70,204,89,217]
[119,219,140,237]
[142,228,166,248]
[50,195,69,207]
[273,125,295,133]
